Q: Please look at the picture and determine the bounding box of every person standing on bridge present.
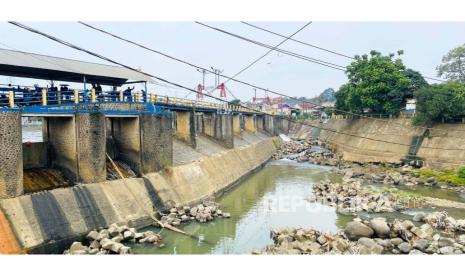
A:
[124,86,134,102]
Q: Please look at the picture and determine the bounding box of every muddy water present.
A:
[129,159,463,254]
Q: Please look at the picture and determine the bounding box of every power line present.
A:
[240,21,447,83]
[194,22,346,71]
[212,21,313,85]
[240,21,354,60]
[76,21,460,133]
[8,21,465,150]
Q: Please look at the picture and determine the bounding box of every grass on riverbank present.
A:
[412,168,465,186]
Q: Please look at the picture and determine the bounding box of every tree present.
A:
[437,44,465,83]
[336,50,412,115]
[404,69,429,100]
[229,99,241,106]
[413,82,465,125]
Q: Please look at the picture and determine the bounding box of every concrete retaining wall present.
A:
[290,118,465,168]
[23,142,48,169]
[0,137,278,253]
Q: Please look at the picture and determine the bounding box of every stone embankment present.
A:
[261,215,465,255]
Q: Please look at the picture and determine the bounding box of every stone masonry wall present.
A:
[0,111,23,199]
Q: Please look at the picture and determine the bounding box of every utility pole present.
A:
[210,67,223,87]
[196,68,209,89]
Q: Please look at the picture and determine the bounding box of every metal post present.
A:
[41,88,47,106]
[8,91,14,108]
[74,89,79,104]
[83,75,87,103]
[144,81,148,103]
[91,88,96,103]
[119,90,124,101]
[136,91,141,102]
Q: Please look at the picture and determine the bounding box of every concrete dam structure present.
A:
[0,103,289,254]
[289,117,465,169]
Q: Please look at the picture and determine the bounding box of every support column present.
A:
[232,114,242,137]
[201,113,234,148]
[174,110,196,148]
[255,115,265,132]
[0,110,23,198]
[75,112,107,183]
[48,112,106,183]
[111,117,142,175]
[264,114,276,136]
[140,114,173,174]
[244,115,257,133]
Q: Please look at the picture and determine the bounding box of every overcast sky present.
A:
[1,22,464,102]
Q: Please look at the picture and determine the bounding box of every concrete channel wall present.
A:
[0,137,278,253]
[290,118,465,168]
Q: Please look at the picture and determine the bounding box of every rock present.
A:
[412,224,434,240]
[111,235,123,243]
[119,246,132,254]
[412,212,425,222]
[439,246,455,255]
[438,237,455,247]
[223,212,231,218]
[369,218,390,238]
[358,238,383,254]
[402,220,415,230]
[123,230,135,240]
[100,238,114,250]
[412,239,429,251]
[68,242,86,254]
[88,248,99,255]
[89,240,100,249]
[86,230,100,241]
[307,194,317,203]
[397,242,412,254]
[344,221,374,241]
[332,239,349,252]
[108,224,120,237]
[409,249,426,255]
[317,235,327,245]
[457,235,465,245]
[109,242,123,253]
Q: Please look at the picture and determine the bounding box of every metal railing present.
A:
[0,87,256,113]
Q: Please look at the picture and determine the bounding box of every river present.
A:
[128,159,465,254]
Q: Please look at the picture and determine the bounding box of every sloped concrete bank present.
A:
[0,137,278,254]
[289,118,465,168]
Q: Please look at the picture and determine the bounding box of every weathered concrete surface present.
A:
[75,113,107,183]
[0,136,278,253]
[23,142,48,169]
[233,114,242,137]
[0,208,22,254]
[263,115,276,136]
[244,115,257,134]
[47,113,106,183]
[110,117,141,174]
[201,113,234,149]
[146,138,279,206]
[0,111,23,199]
[140,114,173,173]
[417,123,465,168]
[290,118,465,168]
[175,111,196,148]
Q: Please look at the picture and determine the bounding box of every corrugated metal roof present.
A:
[0,48,153,86]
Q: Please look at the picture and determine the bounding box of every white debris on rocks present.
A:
[63,223,163,255]
[260,217,465,255]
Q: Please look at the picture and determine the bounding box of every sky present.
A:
[0,22,464,102]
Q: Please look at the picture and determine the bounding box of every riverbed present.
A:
[128,158,465,254]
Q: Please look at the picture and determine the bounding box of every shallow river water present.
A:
[130,159,465,254]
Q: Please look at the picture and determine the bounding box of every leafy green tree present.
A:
[413,82,465,125]
[336,50,411,115]
[436,44,465,83]
[229,99,241,106]
[404,69,429,100]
